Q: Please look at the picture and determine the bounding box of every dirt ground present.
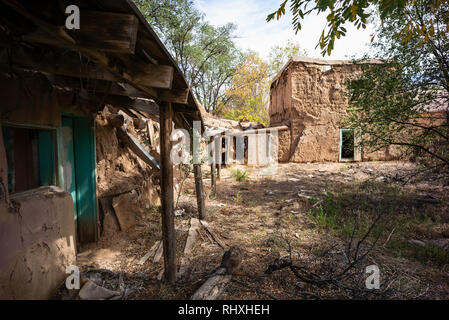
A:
[73,161,449,300]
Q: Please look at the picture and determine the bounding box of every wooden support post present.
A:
[193,164,206,220]
[159,102,176,284]
[216,164,221,181]
[210,136,216,197]
[216,136,221,181]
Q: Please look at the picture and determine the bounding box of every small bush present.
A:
[231,169,248,182]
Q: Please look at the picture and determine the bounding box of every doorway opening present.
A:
[340,129,354,161]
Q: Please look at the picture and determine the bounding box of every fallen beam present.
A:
[108,112,160,169]
[138,240,161,265]
[199,220,227,250]
[190,267,232,300]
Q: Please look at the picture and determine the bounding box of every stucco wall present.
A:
[0,188,76,300]
[270,59,394,163]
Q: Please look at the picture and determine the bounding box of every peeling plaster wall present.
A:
[0,188,76,300]
[270,60,396,163]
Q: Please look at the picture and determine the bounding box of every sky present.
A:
[194,0,377,60]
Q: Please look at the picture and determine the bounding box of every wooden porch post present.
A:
[216,136,221,181]
[194,164,206,220]
[159,102,176,284]
[210,136,216,197]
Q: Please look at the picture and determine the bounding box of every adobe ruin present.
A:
[270,57,401,163]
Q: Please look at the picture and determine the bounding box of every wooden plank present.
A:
[190,267,232,300]
[153,241,164,263]
[121,128,160,170]
[147,119,155,147]
[134,64,174,90]
[210,137,216,197]
[22,11,139,54]
[0,47,117,82]
[193,164,207,220]
[199,220,227,250]
[159,101,176,284]
[46,74,158,100]
[137,240,161,265]
[159,88,189,104]
[102,95,159,116]
[178,218,200,278]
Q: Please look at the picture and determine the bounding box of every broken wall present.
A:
[270,59,396,163]
[0,188,76,299]
[95,107,162,237]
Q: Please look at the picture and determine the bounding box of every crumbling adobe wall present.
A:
[270,67,292,127]
[271,59,395,163]
[289,62,358,162]
[95,107,161,237]
[0,188,76,300]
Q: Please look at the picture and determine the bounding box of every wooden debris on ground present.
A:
[137,240,161,265]
[190,267,232,300]
[178,218,200,278]
[199,220,227,250]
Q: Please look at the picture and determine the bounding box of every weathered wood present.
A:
[199,220,227,250]
[159,88,189,104]
[46,74,158,100]
[210,137,216,197]
[210,163,216,197]
[104,95,159,116]
[147,119,155,147]
[190,267,231,300]
[1,0,173,103]
[178,218,200,278]
[116,125,160,170]
[22,11,139,54]
[137,240,161,265]
[153,241,164,263]
[107,114,125,128]
[133,64,174,90]
[193,164,207,220]
[47,73,186,105]
[159,101,176,284]
[216,164,221,181]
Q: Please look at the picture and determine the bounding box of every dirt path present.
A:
[75,161,449,300]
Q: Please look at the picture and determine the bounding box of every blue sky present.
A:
[194,0,376,60]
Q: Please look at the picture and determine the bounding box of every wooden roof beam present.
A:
[1,0,173,96]
[22,11,139,54]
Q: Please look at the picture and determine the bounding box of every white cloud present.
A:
[194,0,375,60]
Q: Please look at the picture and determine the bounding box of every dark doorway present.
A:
[340,129,354,160]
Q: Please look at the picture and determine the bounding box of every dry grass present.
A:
[76,161,449,300]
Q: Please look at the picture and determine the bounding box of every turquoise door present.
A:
[61,116,97,243]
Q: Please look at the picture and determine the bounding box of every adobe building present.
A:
[0,0,203,299]
[270,56,401,163]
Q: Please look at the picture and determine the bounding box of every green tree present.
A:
[220,52,270,125]
[267,0,449,56]
[344,1,449,171]
[268,39,308,77]
[135,0,241,113]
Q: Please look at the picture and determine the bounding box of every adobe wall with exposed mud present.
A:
[270,57,400,163]
[95,107,160,237]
